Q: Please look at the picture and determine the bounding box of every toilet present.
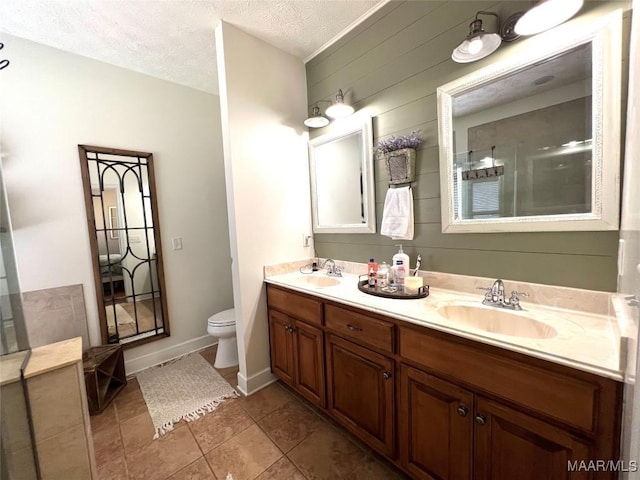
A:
[207,308,238,369]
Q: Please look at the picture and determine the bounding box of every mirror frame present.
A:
[78,145,170,348]
[437,9,623,233]
[308,114,376,234]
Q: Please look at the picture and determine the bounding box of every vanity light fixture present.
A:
[304,104,330,128]
[324,89,355,119]
[452,11,502,63]
[515,0,584,36]
[451,11,523,64]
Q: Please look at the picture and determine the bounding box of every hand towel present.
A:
[380,186,414,240]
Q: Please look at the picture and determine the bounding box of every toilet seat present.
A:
[207,309,235,327]
[208,319,235,327]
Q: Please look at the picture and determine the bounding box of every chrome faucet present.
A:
[320,258,343,277]
[478,279,528,310]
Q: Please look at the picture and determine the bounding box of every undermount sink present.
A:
[437,304,558,339]
[293,275,341,288]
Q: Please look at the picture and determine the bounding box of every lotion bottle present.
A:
[392,245,410,287]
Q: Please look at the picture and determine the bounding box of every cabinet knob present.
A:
[475,414,487,425]
[285,325,295,333]
[457,404,469,417]
[346,323,363,332]
[382,371,392,380]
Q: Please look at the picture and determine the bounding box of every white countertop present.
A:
[265,270,623,381]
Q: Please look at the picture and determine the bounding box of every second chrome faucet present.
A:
[478,279,528,310]
[320,258,343,277]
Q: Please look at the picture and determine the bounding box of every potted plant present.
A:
[374,130,423,185]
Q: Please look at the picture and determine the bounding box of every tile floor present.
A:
[91,345,409,480]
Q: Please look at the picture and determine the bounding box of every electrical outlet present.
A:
[172,237,183,250]
[302,234,312,247]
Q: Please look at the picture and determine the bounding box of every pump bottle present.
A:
[392,245,410,287]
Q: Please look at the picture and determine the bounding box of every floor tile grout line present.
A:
[113,405,133,479]
[200,419,256,457]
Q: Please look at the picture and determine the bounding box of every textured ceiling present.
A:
[453,43,591,117]
[0,0,381,94]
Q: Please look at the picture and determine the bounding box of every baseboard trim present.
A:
[124,335,217,375]
[236,367,277,396]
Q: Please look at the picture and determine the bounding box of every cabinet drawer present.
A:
[325,304,394,353]
[267,285,322,326]
[399,325,599,433]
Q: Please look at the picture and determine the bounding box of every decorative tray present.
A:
[357,276,429,300]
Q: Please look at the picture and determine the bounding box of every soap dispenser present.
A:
[392,245,410,287]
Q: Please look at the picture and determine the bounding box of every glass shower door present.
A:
[0,164,38,479]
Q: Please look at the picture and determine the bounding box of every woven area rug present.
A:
[137,353,238,439]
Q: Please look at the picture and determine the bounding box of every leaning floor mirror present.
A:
[437,9,622,233]
[79,145,169,347]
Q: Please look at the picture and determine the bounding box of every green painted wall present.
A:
[306,0,630,292]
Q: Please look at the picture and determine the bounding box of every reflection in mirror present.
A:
[438,11,622,233]
[79,146,169,346]
[453,44,592,219]
[309,115,375,233]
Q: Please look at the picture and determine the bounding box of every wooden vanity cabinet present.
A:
[325,333,395,457]
[294,319,325,406]
[473,397,593,480]
[266,284,623,480]
[399,364,474,480]
[399,363,596,480]
[267,309,296,385]
[398,324,621,480]
[266,286,325,407]
[324,302,396,457]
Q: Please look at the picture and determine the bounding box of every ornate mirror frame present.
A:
[437,10,623,233]
[79,145,170,347]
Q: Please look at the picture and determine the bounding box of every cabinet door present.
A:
[399,365,474,480]
[294,320,326,408]
[475,397,594,480]
[268,310,295,385]
[325,334,394,457]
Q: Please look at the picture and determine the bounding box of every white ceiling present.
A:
[453,43,592,117]
[0,0,382,94]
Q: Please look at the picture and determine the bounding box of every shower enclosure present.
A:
[0,165,38,478]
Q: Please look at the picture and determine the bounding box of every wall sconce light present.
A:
[324,89,354,119]
[303,104,330,128]
[515,0,584,36]
[304,89,355,128]
[452,11,522,64]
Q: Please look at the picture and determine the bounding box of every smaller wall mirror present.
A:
[437,10,622,233]
[79,145,169,347]
[308,115,375,233]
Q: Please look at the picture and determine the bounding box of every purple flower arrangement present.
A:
[374,130,423,154]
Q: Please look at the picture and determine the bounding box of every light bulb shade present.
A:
[451,32,501,63]
[304,115,330,128]
[515,0,584,36]
[325,89,354,119]
[325,103,354,119]
[304,104,330,128]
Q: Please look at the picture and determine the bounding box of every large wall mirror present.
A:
[308,115,375,233]
[437,10,622,233]
[79,145,169,347]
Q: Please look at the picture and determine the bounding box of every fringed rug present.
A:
[137,353,238,439]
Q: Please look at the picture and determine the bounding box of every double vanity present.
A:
[264,261,625,480]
